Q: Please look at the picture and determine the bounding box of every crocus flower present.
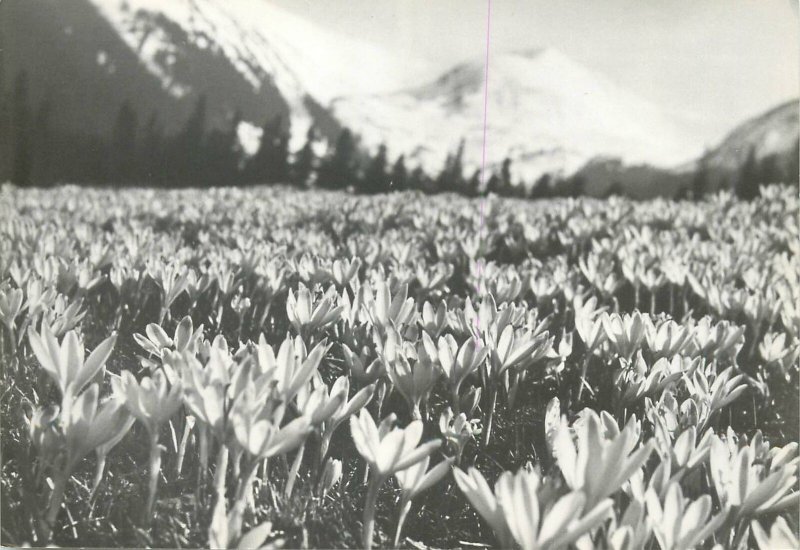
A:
[317,457,343,499]
[751,517,799,550]
[645,317,691,359]
[574,296,607,354]
[452,467,514,547]
[496,467,613,550]
[361,278,416,332]
[602,311,647,361]
[319,376,375,462]
[602,497,651,550]
[645,482,726,550]
[256,335,329,403]
[708,435,798,519]
[133,315,203,370]
[424,333,488,408]
[41,384,131,540]
[0,286,24,334]
[349,409,440,478]
[286,284,342,335]
[439,407,476,461]
[118,369,183,434]
[385,344,440,420]
[28,325,117,412]
[393,455,453,546]
[420,300,448,338]
[341,343,383,384]
[552,410,654,510]
[118,369,183,518]
[349,410,441,549]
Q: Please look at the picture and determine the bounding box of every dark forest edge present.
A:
[3,71,798,201]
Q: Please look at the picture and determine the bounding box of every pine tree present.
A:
[140,112,166,186]
[245,114,290,184]
[11,70,32,186]
[32,98,54,186]
[466,168,481,197]
[318,128,357,190]
[691,152,711,200]
[758,153,782,185]
[291,126,316,188]
[570,175,587,198]
[360,144,389,194]
[530,174,552,199]
[486,172,502,195]
[434,152,452,193]
[204,110,242,186]
[498,157,514,196]
[408,166,428,192]
[735,147,760,200]
[450,139,465,191]
[390,154,408,192]
[0,75,9,182]
[435,139,466,193]
[788,138,799,186]
[171,94,207,186]
[112,100,138,183]
[607,180,624,198]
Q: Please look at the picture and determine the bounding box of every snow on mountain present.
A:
[87,0,430,149]
[331,48,698,184]
[21,0,712,184]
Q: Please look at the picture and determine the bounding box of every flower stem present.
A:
[576,354,591,402]
[480,385,498,448]
[197,426,209,504]
[145,432,163,521]
[175,415,195,477]
[43,469,68,542]
[284,441,306,499]
[214,443,229,505]
[393,497,413,548]
[451,386,462,415]
[362,473,383,550]
[669,285,676,315]
[228,458,260,542]
[90,453,107,501]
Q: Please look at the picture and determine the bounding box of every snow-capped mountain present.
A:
[331,48,698,184]
[5,0,721,184]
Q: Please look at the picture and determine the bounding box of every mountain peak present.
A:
[505,46,568,62]
[332,47,696,183]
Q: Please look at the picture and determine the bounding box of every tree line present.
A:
[688,142,800,201]
[3,70,797,200]
[1,70,563,197]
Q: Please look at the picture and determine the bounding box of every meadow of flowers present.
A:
[0,183,798,549]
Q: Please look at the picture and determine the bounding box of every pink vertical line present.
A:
[474,0,492,342]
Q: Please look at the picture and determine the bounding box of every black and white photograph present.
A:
[1,1,799,548]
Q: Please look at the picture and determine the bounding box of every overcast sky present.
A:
[273,0,798,146]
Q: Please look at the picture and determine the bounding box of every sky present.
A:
[273,0,799,147]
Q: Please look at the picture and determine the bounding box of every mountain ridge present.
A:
[332,48,697,184]
[3,0,795,191]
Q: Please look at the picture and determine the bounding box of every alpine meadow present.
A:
[1,1,799,549]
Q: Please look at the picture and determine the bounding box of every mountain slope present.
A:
[7,0,778,191]
[1,0,193,137]
[331,48,697,184]
[702,99,798,174]
[85,0,429,149]
[2,0,424,150]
